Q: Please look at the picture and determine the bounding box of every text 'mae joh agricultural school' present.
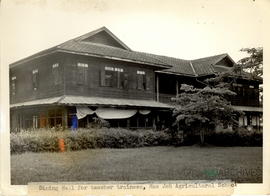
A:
[9,26,262,131]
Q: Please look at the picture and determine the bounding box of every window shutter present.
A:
[123,73,128,89]
[84,67,88,85]
[100,69,105,86]
[146,75,151,90]
[32,73,38,89]
[112,71,117,87]
[137,74,143,90]
[136,74,139,89]
[117,71,121,88]
[71,65,77,85]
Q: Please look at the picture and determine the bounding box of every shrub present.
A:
[10,128,172,154]
[170,127,262,146]
[207,128,262,146]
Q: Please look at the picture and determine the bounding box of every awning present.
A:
[10,95,173,109]
[60,95,172,108]
[95,108,137,119]
[139,110,151,115]
[10,97,62,108]
[232,106,263,112]
[76,106,95,119]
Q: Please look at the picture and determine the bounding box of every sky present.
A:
[0,0,268,66]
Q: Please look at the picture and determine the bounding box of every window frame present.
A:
[136,70,146,90]
[104,70,114,87]
[76,62,88,85]
[11,76,16,96]
[52,63,61,85]
[101,66,124,88]
[32,69,39,91]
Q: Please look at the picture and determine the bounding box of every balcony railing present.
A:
[158,93,262,108]
[159,93,176,104]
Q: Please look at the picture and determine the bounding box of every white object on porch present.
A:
[76,106,95,119]
[95,108,137,119]
[139,110,151,115]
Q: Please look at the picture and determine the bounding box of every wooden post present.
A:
[156,75,159,102]
[127,119,130,128]
[46,110,49,129]
[62,107,68,130]
[86,115,89,128]
[153,117,156,131]
[54,109,57,128]
[176,80,179,96]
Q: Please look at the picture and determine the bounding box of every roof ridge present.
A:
[73,26,132,51]
[77,41,129,51]
[189,61,198,76]
[191,53,228,62]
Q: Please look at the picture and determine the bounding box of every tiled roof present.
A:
[151,56,195,76]
[212,65,232,73]
[156,54,231,76]
[191,53,229,66]
[58,41,234,77]
[9,27,238,77]
[57,41,169,68]
[10,96,172,109]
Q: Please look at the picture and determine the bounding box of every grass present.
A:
[11,146,262,184]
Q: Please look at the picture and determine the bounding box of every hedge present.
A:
[179,128,262,146]
[10,127,262,154]
[207,128,262,146]
[10,128,172,154]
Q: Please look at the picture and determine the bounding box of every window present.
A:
[52,63,61,85]
[32,69,38,90]
[77,63,88,85]
[11,76,16,96]
[105,70,113,87]
[100,66,125,88]
[137,70,147,90]
[232,83,244,96]
[116,68,124,89]
[122,73,129,89]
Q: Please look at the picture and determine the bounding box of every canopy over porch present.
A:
[10,95,172,109]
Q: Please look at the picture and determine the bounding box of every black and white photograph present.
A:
[0,0,269,194]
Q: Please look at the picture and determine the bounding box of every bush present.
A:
[207,128,262,146]
[170,127,262,147]
[10,128,172,154]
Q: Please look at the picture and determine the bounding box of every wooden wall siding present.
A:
[157,72,261,107]
[82,31,127,50]
[62,53,156,100]
[10,53,65,104]
[230,78,260,107]
[158,73,200,95]
[230,85,260,107]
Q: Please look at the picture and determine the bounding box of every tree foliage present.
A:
[237,47,263,77]
[172,47,262,145]
[172,84,239,145]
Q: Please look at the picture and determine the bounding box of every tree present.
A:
[238,47,263,103]
[237,47,263,78]
[172,84,238,145]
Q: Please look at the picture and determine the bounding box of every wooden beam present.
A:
[176,80,179,96]
[62,107,68,129]
[156,75,159,102]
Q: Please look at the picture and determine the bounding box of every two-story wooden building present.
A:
[9,27,262,131]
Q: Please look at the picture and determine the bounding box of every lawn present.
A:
[11,146,262,184]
